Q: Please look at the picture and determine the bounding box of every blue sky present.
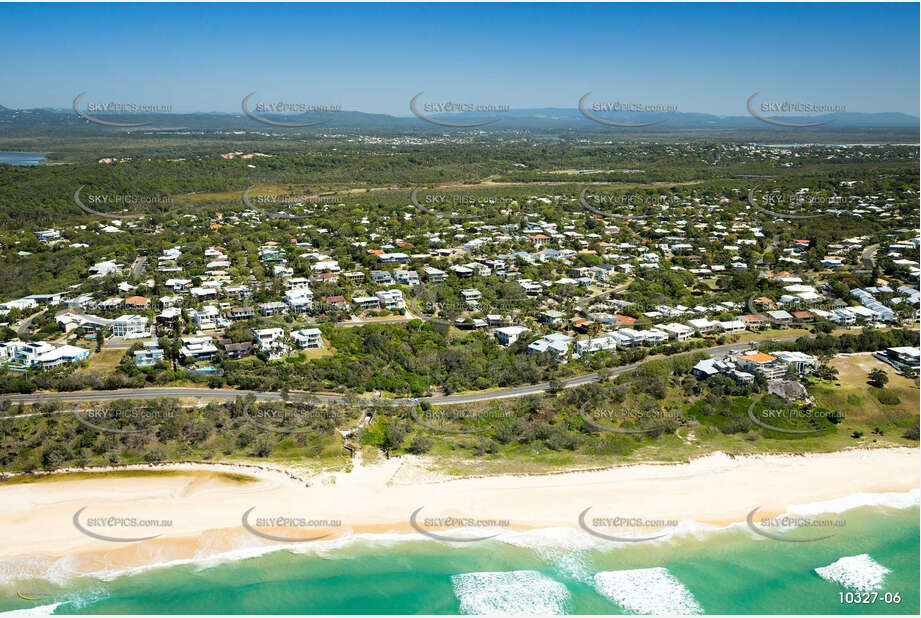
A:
[0,2,918,116]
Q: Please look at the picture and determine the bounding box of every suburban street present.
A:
[0,339,773,409]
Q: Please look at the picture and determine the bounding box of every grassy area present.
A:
[282,344,336,362]
[357,348,920,477]
[812,355,919,430]
[0,469,258,485]
[736,327,813,343]
[77,348,125,374]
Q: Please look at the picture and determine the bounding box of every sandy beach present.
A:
[1,448,918,578]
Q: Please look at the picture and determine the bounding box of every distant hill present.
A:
[0,104,917,136]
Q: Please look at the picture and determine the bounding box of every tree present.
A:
[383,422,408,451]
[407,434,433,454]
[868,368,889,388]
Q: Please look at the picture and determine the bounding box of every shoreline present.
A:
[1,448,918,582]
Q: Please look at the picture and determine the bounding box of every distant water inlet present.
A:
[0,152,47,166]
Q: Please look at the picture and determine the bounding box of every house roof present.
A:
[739,352,777,364]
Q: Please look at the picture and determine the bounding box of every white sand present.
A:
[0,448,917,575]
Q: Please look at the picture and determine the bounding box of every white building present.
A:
[574,335,616,358]
[0,341,91,368]
[291,328,323,349]
[285,288,314,313]
[719,320,746,334]
[180,336,218,361]
[687,318,717,334]
[494,326,529,346]
[253,328,289,356]
[375,289,406,310]
[193,306,219,330]
[112,315,150,338]
[773,351,818,374]
[527,333,574,363]
[662,323,695,341]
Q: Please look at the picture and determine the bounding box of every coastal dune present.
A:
[0,448,918,578]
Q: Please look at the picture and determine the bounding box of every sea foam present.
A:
[451,570,569,615]
[815,554,891,592]
[593,567,703,614]
[0,602,63,616]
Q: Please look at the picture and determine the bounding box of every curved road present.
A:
[0,339,791,408]
[860,243,879,269]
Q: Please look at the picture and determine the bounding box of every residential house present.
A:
[375,289,406,310]
[291,328,323,349]
[394,270,421,286]
[495,326,529,346]
[228,306,256,321]
[423,267,447,283]
[527,333,574,363]
[773,351,818,375]
[258,301,289,317]
[254,328,289,356]
[736,352,787,380]
[134,341,165,367]
[284,288,314,314]
[124,296,150,310]
[112,315,150,338]
[180,336,218,361]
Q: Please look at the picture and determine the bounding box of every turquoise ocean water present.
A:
[1,501,917,615]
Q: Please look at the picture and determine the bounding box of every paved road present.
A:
[15,309,46,338]
[130,256,147,281]
[0,339,778,408]
[860,244,879,269]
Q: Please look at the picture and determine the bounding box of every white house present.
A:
[718,320,746,334]
[193,306,219,330]
[687,318,717,334]
[574,335,616,358]
[180,336,218,361]
[662,323,694,341]
[527,333,574,363]
[284,288,314,313]
[643,328,669,344]
[494,326,529,346]
[774,351,818,374]
[254,328,288,354]
[375,289,405,310]
[291,328,323,349]
[112,315,150,338]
